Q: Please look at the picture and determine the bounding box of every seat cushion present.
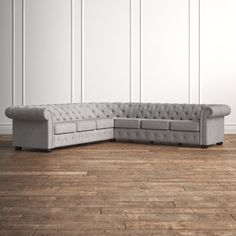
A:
[77,119,96,132]
[170,120,200,132]
[114,118,141,129]
[54,122,76,135]
[96,118,114,129]
[141,119,170,130]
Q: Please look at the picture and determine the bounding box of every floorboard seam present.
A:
[173,201,176,208]
[231,214,236,222]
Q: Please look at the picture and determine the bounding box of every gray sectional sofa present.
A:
[5,103,231,151]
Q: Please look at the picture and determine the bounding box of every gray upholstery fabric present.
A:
[12,119,53,149]
[77,119,96,132]
[131,103,204,120]
[200,105,230,145]
[201,117,225,145]
[5,102,231,150]
[170,120,200,132]
[141,119,170,130]
[6,103,231,123]
[43,103,132,122]
[114,129,199,145]
[204,105,231,118]
[54,122,76,135]
[54,129,114,148]
[115,118,141,129]
[96,118,114,129]
[5,106,52,121]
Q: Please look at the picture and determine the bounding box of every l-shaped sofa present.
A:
[5,103,231,151]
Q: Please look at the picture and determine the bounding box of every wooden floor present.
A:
[1,135,236,236]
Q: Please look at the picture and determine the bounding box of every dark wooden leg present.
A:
[178,143,182,146]
[217,142,223,145]
[110,139,116,142]
[201,145,208,149]
[14,146,22,151]
[44,149,52,153]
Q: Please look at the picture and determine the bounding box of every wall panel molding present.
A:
[139,0,142,102]
[19,0,79,104]
[81,0,84,102]
[14,0,23,106]
[72,0,82,103]
[71,0,75,103]
[22,0,25,106]
[129,0,132,102]
[16,0,77,105]
[12,0,15,106]
[186,0,191,104]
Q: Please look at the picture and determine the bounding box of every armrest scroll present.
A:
[5,106,52,121]
[203,105,231,118]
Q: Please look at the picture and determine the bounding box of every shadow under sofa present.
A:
[5,103,231,152]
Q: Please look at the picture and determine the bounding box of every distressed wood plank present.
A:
[1,134,236,234]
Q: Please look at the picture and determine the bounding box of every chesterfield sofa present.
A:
[5,103,231,152]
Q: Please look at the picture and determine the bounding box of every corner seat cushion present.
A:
[54,122,76,135]
[77,119,96,132]
[96,118,114,129]
[141,119,170,130]
[114,118,141,129]
[170,120,200,132]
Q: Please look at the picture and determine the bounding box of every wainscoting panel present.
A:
[83,0,130,102]
[0,0,13,126]
[24,0,72,105]
[142,0,189,103]
[200,0,236,128]
[0,0,236,133]
[14,0,23,106]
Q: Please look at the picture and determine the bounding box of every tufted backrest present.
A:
[36,102,206,123]
[130,103,205,121]
[47,103,133,123]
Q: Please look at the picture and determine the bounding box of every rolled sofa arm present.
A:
[203,105,231,118]
[5,106,52,121]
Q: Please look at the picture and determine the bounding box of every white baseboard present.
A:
[1,124,236,135]
[225,124,236,134]
[0,124,12,134]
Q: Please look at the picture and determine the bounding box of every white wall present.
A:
[142,0,189,103]
[25,0,72,105]
[83,0,130,102]
[0,0,236,133]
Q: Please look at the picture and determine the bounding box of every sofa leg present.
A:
[15,146,22,151]
[201,145,208,149]
[217,142,223,146]
[110,139,116,142]
[178,143,182,146]
[44,149,52,153]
